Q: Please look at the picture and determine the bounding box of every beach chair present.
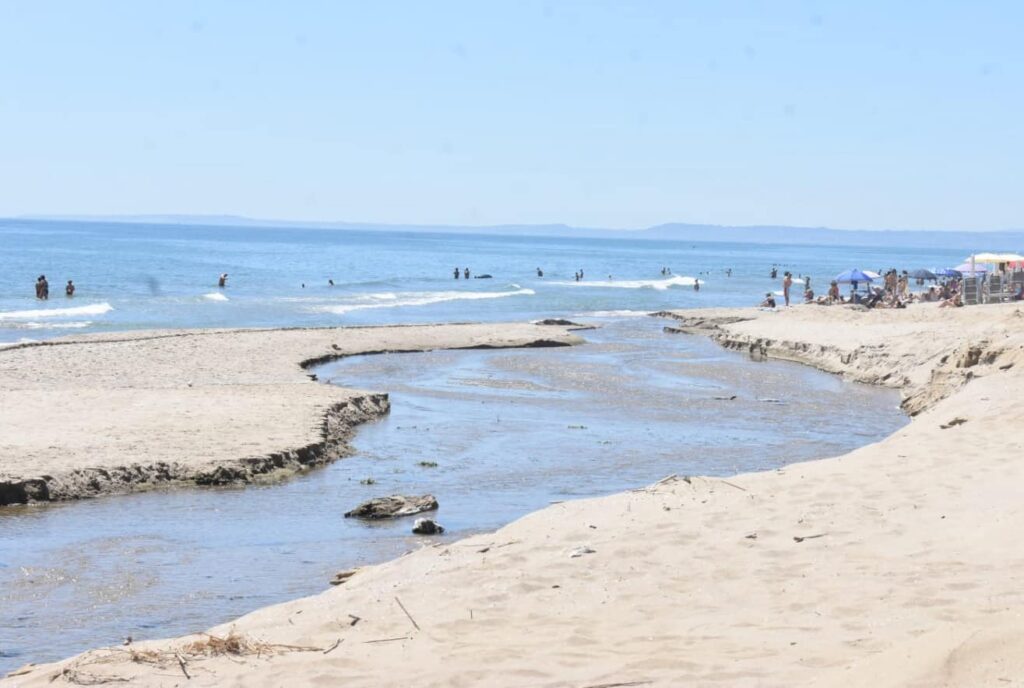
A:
[962,277,978,305]
[987,275,1002,303]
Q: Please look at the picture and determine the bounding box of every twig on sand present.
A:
[348,614,362,627]
[322,639,343,655]
[395,596,421,631]
[718,478,748,492]
[364,636,410,644]
[793,533,827,543]
[174,653,190,681]
[582,681,652,688]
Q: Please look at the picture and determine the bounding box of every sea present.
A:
[0,219,971,343]
[0,219,956,671]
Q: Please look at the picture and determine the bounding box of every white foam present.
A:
[14,321,93,330]
[0,302,113,320]
[551,275,700,290]
[576,310,653,318]
[311,288,535,315]
[203,292,229,302]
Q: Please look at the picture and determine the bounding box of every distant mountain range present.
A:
[14,214,1024,250]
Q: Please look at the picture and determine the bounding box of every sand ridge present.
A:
[5,303,1024,687]
[0,322,582,504]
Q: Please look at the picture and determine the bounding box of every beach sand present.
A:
[5,303,1024,687]
[0,323,582,504]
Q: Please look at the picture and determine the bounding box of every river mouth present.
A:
[0,317,906,672]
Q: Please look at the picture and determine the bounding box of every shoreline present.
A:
[5,303,1024,686]
[0,322,582,506]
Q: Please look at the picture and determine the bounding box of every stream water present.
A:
[0,317,906,672]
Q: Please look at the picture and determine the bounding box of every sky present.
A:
[0,1,1020,231]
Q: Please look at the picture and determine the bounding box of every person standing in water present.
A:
[218,273,228,288]
[693,279,700,292]
[37,275,49,300]
[453,267,460,279]
[464,267,470,279]
[783,271,793,306]
[770,266,778,279]
[536,267,543,277]
[65,280,75,297]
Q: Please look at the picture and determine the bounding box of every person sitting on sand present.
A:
[939,293,963,308]
[760,292,776,308]
[66,280,75,297]
[827,280,841,304]
[804,287,814,303]
[218,273,228,288]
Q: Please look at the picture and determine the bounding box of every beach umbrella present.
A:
[954,262,987,273]
[967,252,1024,263]
[934,268,962,278]
[835,269,874,284]
[862,270,881,280]
[910,269,937,280]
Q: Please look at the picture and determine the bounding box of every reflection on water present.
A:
[0,318,905,671]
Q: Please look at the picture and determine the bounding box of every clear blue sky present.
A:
[0,1,1020,230]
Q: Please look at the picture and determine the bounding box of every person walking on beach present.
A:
[65,280,75,297]
[782,272,793,306]
[218,273,228,288]
[453,267,460,279]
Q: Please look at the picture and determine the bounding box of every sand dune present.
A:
[5,303,1024,686]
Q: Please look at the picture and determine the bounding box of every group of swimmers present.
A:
[34,275,74,299]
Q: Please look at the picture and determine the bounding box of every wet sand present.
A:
[0,323,581,504]
[6,303,1024,686]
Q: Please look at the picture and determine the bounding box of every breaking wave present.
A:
[0,302,113,321]
[551,275,700,290]
[310,288,535,315]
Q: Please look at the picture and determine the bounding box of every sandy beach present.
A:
[0,323,582,505]
[5,303,1024,687]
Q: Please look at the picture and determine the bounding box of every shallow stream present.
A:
[0,317,906,671]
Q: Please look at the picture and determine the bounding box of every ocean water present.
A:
[0,219,971,342]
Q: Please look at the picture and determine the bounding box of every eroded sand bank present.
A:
[0,323,581,505]
[6,304,1024,687]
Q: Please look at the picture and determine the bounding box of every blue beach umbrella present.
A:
[835,269,874,284]
[934,268,962,278]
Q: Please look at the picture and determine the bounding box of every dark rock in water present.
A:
[344,494,439,520]
[537,318,579,326]
[473,274,493,279]
[412,518,444,535]
[330,568,359,586]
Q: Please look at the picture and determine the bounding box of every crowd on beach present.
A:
[760,263,1024,311]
